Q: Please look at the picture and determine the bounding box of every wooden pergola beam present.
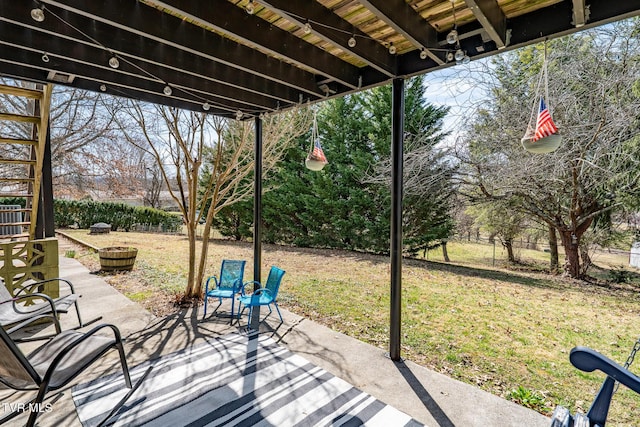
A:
[357,0,445,65]
[464,0,508,49]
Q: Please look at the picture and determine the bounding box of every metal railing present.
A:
[0,205,23,237]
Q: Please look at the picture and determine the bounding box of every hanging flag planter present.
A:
[521,42,561,154]
[305,110,328,171]
[521,97,561,153]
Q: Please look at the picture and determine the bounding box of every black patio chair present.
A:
[550,346,640,427]
[1,278,99,340]
[0,323,150,427]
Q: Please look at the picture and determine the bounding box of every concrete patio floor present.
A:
[1,257,550,426]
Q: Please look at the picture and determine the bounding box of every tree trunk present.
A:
[185,222,198,296]
[504,238,515,263]
[559,230,581,278]
[194,222,213,300]
[548,224,559,273]
[441,241,450,262]
[580,244,592,276]
[234,213,242,241]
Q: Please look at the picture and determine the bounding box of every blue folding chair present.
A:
[202,260,246,321]
[237,266,285,328]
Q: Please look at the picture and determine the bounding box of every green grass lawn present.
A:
[60,230,640,426]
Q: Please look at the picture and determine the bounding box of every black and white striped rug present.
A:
[72,332,423,427]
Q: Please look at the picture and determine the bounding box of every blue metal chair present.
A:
[237,266,285,327]
[551,346,640,427]
[202,260,246,321]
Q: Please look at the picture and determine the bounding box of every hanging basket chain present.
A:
[520,38,561,153]
[524,42,549,137]
[310,110,319,151]
[541,40,556,118]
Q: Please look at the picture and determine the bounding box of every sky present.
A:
[422,59,495,147]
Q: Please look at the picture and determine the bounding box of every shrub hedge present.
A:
[0,198,182,232]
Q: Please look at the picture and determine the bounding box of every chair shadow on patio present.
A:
[125,303,344,372]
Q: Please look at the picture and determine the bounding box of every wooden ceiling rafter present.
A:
[0,0,638,117]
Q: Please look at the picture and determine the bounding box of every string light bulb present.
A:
[303,21,312,34]
[454,49,465,62]
[462,54,471,64]
[108,56,120,69]
[388,43,397,55]
[30,5,45,22]
[348,36,357,48]
[245,0,255,15]
[446,28,458,45]
[202,102,210,111]
[419,49,428,60]
[99,84,107,92]
[41,53,49,63]
[236,110,243,120]
[163,85,172,96]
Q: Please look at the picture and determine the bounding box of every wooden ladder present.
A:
[0,83,53,241]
